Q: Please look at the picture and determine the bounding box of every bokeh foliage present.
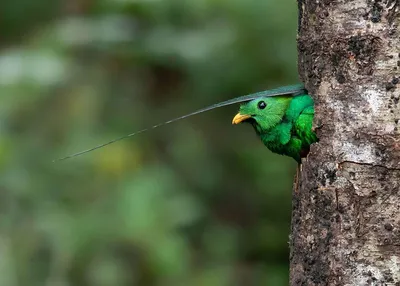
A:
[0,0,299,285]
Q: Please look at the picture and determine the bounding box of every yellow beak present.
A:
[232,113,251,124]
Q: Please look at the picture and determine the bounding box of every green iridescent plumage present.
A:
[232,91,317,163]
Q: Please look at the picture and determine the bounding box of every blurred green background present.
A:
[0,0,299,285]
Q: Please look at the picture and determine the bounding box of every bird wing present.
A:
[294,106,317,146]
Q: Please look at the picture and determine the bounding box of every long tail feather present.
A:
[54,84,306,161]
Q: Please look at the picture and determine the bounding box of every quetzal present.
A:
[231,86,317,163]
[55,84,317,162]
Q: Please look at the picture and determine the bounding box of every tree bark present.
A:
[290,1,400,285]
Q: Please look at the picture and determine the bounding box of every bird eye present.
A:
[258,101,266,109]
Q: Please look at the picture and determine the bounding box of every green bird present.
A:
[55,84,317,162]
[231,88,317,163]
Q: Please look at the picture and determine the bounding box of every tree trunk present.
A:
[290,1,400,285]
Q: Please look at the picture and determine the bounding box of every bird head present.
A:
[232,96,292,134]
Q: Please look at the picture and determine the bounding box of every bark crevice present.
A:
[339,160,400,171]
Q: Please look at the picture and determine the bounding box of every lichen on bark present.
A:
[291,0,400,285]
